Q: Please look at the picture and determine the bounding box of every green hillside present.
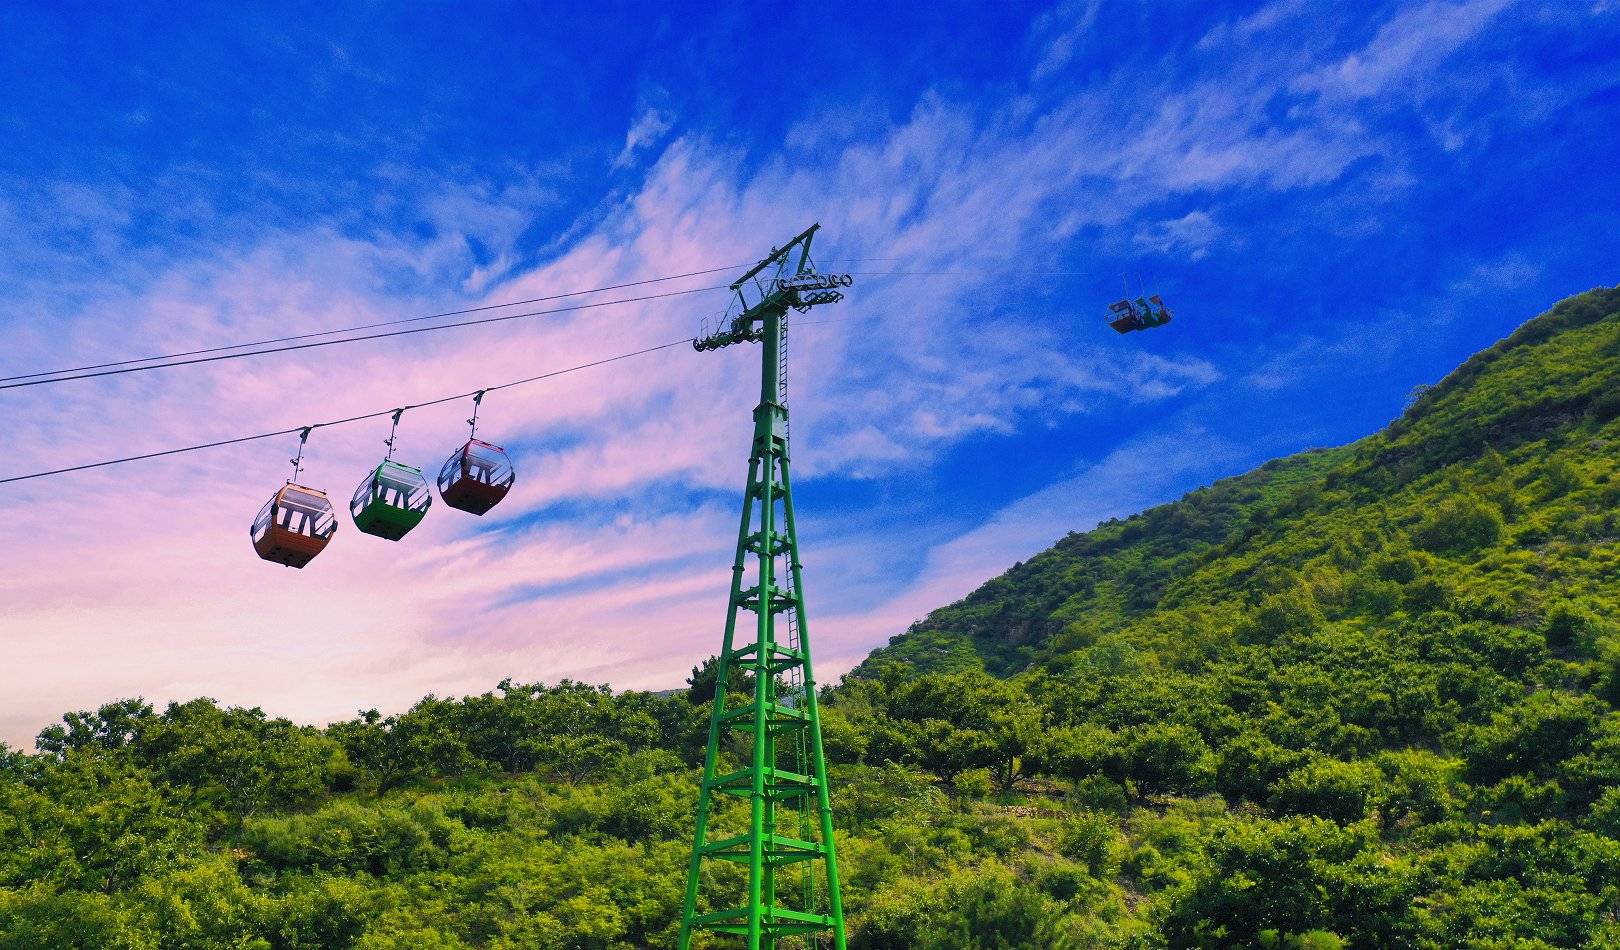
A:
[3,287,1619,948]
[858,285,1620,681]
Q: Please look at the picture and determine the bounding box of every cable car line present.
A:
[0,285,726,392]
[0,337,692,485]
[843,270,1087,277]
[0,263,750,386]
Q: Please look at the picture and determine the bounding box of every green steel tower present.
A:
[679,224,852,949]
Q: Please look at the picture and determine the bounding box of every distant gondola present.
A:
[252,484,338,568]
[1108,294,1173,334]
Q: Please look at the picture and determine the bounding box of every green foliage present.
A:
[1055,811,1119,875]
[1119,723,1214,798]
[953,767,995,800]
[1590,787,1620,838]
[1267,758,1382,823]
[1159,817,1412,947]
[1250,586,1325,641]
[856,861,1069,950]
[1413,494,1504,553]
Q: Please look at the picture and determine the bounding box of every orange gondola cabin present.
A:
[251,484,338,568]
[437,439,515,515]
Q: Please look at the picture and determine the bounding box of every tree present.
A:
[1160,818,1414,947]
[684,655,755,704]
[1119,723,1213,797]
[1268,758,1382,823]
[328,702,477,791]
[35,698,153,758]
[1589,786,1620,839]
[132,699,341,825]
[1250,588,1324,642]
[1460,691,1604,785]
[883,671,1041,787]
[1036,724,1124,787]
[0,752,201,893]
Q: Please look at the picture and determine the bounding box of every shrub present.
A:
[1252,588,1325,641]
[1070,774,1129,813]
[1121,724,1214,797]
[952,767,994,800]
[1588,786,1620,838]
[1541,458,1584,495]
[1268,759,1382,823]
[1542,602,1597,653]
[1056,811,1119,875]
[1413,496,1503,553]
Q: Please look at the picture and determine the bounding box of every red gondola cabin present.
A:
[437,439,515,515]
[252,484,338,568]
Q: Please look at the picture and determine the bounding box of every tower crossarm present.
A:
[693,223,852,353]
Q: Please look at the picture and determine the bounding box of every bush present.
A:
[1541,602,1598,653]
[1037,724,1122,785]
[855,861,1066,950]
[1413,496,1503,553]
[953,767,994,800]
[1541,458,1584,495]
[1120,724,1214,797]
[1373,749,1458,828]
[1218,735,1311,805]
[1598,637,1620,706]
[1470,775,1565,823]
[1460,692,1605,785]
[1158,817,1412,946]
[1588,787,1620,838]
[1268,759,1382,823]
[1251,588,1325,641]
[242,799,466,875]
[1588,389,1620,423]
[1056,811,1118,875]
[1070,774,1129,813]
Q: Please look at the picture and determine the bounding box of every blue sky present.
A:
[1,0,1617,746]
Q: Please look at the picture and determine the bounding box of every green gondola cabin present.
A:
[350,460,432,540]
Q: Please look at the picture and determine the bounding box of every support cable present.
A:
[0,269,1042,393]
[0,285,724,391]
[0,263,747,385]
[0,338,692,485]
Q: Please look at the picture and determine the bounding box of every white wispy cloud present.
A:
[1029,0,1102,82]
[1294,0,1519,101]
[612,107,676,170]
[1135,210,1222,261]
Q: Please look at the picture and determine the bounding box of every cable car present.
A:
[1108,295,1173,334]
[351,460,432,540]
[438,438,515,515]
[252,484,338,568]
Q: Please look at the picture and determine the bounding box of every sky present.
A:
[1,0,1617,748]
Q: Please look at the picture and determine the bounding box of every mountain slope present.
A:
[854,286,1620,681]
